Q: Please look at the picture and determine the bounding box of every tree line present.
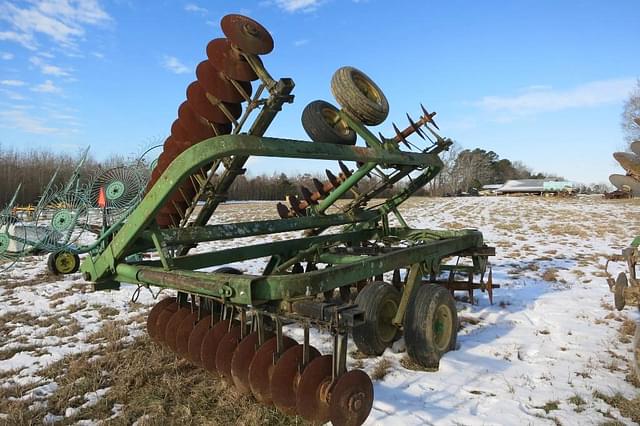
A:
[0,143,588,208]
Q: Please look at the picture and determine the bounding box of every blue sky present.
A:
[0,0,639,185]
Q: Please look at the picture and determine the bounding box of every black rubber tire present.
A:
[301,100,356,145]
[48,251,80,275]
[47,252,57,274]
[353,281,400,356]
[330,66,389,126]
[404,284,457,369]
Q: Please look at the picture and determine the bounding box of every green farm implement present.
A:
[0,147,149,275]
[4,13,499,425]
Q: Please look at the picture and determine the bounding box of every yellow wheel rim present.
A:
[54,252,77,274]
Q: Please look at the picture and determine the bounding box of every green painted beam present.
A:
[114,232,484,305]
[137,229,378,271]
[81,135,445,282]
[138,211,379,247]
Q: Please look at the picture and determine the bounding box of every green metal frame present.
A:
[80,130,492,326]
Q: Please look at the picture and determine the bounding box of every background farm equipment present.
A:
[606,236,640,380]
[0,147,150,275]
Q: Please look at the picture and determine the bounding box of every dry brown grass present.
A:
[594,391,640,424]
[0,332,300,425]
[371,357,392,381]
[542,268,559,282]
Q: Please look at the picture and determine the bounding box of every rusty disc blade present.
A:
[248,335,297,404]
[162,136,175,151]
[150,167,162,182]
[163,138,192,159]
[159,203,179,216]
[186,81,242,124]
[296,354,332,423]
[154,302,180,343]
[165,306,192,351]
[271,344,322,415]
[171,119,191,142]
[155,213,173,228]
[147,298,176,339]
[187,314,214,364]
[221,14,274,55]
[231,331,274,394]
[196,60,252,103]
[177,102,216,142]
[175,311,199,357]
[215,325,243,382]
[200,319,232,373]
[156,152,172,172]
[207,38,260,82]
[329,370,374,426]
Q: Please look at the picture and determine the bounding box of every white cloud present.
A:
[31,80,62,93]
[475,78,637,116]
[275,0,323,12]
[0,0,111,50]
[0,79,26,87]
[293,39,309,47]
[0,89,26,100]
[184,3,208,14]
[29,56,71,77]
[0,108,60,134]
[0,51,14,60]
[162,55,189,74]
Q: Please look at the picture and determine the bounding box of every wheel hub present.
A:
[433,304,452,351]
[51,209,73,232]
[106,181,125,201]
[54,251,77,274]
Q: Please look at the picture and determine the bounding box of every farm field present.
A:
[1,195,639,425]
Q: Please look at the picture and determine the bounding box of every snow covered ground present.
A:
[0,196,638,425]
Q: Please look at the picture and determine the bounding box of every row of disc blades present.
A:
[148,14,275,228]
[610,142,640,194]
[147,297,373,425]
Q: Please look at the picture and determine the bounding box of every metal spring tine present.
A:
[287,194,306,216]
[312,178,327,196]
[420,103,440,130]
[406,113,426,140]
[300,186,317,205]
[326,169,340,189]
[276,202,291,219]
[392,123,411,149]
[338,161,352,178]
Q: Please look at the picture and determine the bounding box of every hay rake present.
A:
[0,148,150,275]
[72,14,499,425]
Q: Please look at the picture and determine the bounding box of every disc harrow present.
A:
[71,13,500,425]
[606,236,640,381]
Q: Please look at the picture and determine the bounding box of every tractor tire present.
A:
[301,100,356,145]
[353,281,400,356]
[404,284,457,369]
[330,66,389,126]
[48,251,80,275]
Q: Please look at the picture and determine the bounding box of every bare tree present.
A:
[622,79,640,145]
